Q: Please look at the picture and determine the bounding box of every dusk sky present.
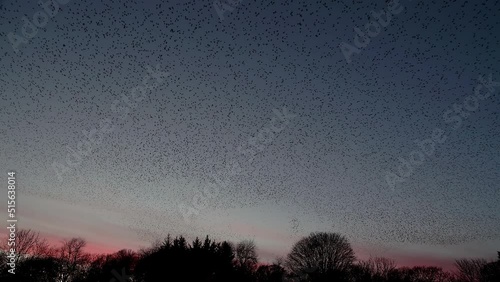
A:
[0,0,499,268]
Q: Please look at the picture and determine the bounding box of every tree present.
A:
[16,256,61,282]
[214,241,237,282]
[234,240,258,282]
[0,229,52,265]
[255,263,286,282]
[76,249,137,282]
[235,240,258,270]
[386,266,456,282]
[286,232,355,281]
[0,230,57,282]
[479,252,500,282]
[0,249,6,268]
[57,238,90,282]
[454,258,487,282]
[134,235,238,282]
[410,266,455,282]
[356,257,396,281]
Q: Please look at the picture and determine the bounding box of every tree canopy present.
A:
[1,229,499,282]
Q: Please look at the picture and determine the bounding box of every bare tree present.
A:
[0,229,52,264]
[57,237,90,282]
[411,266,455,282]
[388,266,456,282]
[274,256,285,268]
[0,249,6,270]
[480,252,500,282]
[359,257,396,279]
[255,263,286,282]
[286,232,355,280]
[454,258,487,282]
[235,240,258,270]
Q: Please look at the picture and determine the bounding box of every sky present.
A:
[0,0,499,268]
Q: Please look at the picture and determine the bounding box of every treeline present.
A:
[0,229,499,281]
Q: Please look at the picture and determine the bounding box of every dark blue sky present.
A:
[1,0,499,264]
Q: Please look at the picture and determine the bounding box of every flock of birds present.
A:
[0,0,499,258]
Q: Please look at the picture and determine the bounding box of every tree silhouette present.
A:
[16,256,61,282]
[455,258,487,282]
[58,238,90,282]
[2,229,499,282]
[133,234,239,282]
[286,232,355,281]
[479,252,500,282]
[386,266,456,282]
[354,257,396,282]
[0,229,52,266]
[255,263,286,282]
[75,249,137,282]
[232,240,258,282]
